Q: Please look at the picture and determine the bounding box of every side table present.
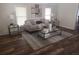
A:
[8,24,19,35]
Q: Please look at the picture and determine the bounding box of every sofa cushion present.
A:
[36,21,42,24]
[30,20,36,25]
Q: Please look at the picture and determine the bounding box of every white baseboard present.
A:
[60,25,75,30]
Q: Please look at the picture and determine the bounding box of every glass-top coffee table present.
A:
[38,27,62,39]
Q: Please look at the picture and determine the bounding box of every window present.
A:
[45,8,51,21]
[15,7,27,26]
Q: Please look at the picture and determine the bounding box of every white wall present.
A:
[0,3,57,35]
[57,3,78,30]
[0,3,78,35]
[0,4,15,35]
[0,3,31,35]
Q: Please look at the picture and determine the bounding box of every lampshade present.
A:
[9,14,14,20]
[51,13,54,21]
[9,14,15,24]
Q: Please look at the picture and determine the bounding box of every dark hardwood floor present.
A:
[0,27,79,55]
[0,35,33,55]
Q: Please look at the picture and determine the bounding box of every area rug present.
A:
[22,31,73,50]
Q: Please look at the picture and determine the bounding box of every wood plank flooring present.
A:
[0,35,33,55]
[0,28,79,55]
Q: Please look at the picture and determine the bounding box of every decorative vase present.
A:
[49,23,52,31]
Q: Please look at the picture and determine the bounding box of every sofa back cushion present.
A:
[30,20,36,25]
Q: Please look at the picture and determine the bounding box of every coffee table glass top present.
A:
[38,27,62,39]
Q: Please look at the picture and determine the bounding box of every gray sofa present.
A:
[23,18,49,32]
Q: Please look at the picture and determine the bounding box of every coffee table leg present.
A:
[44,33,46,40]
